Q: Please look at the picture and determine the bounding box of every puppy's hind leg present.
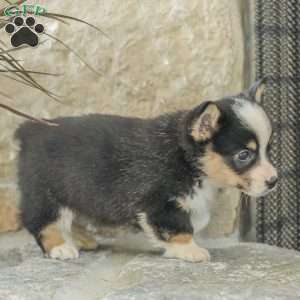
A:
[39,208,79,260]
[71,223,99,251]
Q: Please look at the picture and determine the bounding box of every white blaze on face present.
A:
[234,100,277,197]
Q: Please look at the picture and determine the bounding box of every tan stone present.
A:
[0,186,21,233]
[0,0,245,236]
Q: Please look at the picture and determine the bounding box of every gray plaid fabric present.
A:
[255,0,300,250]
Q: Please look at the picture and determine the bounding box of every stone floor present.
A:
[0,231,300,300]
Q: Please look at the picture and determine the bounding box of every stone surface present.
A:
[0,231,300,300]
[0,0,245,236]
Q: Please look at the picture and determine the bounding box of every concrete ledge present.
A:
[0,231,300,300]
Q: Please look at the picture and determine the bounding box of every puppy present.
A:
[15,80,277,262]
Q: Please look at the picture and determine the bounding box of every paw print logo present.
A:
[5,16,45,48]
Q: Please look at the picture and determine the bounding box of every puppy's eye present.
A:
[237,149,251,161]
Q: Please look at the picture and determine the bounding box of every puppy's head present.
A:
[186,79,277,197]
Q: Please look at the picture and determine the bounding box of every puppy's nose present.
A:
[266,176,278,189]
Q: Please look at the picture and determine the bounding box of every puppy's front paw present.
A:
[164,241,210,263]
[48,243,79,260]
[184,246,210,262]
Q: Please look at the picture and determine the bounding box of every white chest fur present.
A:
[183,179,218,233]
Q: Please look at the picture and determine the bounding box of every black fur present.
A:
[15,98,262,247]
[16,111,200,241]
[213,100,258,173]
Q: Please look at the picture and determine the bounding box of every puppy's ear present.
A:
[244,77,267,103]
[189,101,221,142]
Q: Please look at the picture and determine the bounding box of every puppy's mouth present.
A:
[240,186,277,198]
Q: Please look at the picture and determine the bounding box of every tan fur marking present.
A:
[72,224,98,250]
[169,234,193,244]
[247,140,257,151]
[40,223,65,253]
[191,104,220,141]
[201,146,249,189]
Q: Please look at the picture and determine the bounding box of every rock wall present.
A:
[0,0,245,237]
